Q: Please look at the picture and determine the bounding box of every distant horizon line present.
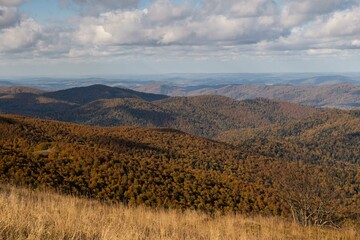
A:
[2,72,360,79]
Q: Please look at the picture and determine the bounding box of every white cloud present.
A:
[0,18,42,52]
[258,6,360,54]
[74,10,145,45]
[71,0,280,48]
[0,0,44,54]
[2,0,360,60]
[307,7,360,38]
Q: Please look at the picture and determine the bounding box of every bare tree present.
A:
[274,162,343,227]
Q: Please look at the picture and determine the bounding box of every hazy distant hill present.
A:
[134,83,360,109]
[3,73,360,90]
[286,75,356,85]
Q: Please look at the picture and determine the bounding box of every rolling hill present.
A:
[64,95,322,138]
[0,114,359,226]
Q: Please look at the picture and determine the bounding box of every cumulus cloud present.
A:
[0,18,42,52]
[307,7,360,38]
[71,0,280,48]
[2,0,360,59]
[280,0,360,28]
[0,1,42,53]
[258,6,360,54]
[74,10,145,45]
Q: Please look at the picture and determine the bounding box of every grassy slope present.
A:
[1,185,359,240]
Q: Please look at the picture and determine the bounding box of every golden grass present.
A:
[0,185,358,240]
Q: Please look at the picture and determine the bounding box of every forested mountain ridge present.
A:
[0,85,322,139]
[1,85,359,165]
[66,95,321,138]
[0,114,359,226]
[43,84,169,104]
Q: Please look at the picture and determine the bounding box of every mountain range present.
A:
[0,85,322,139]
[1,84,359,165]
[133,82,360,109]
[2,73,360,90]
[0,83,359,227]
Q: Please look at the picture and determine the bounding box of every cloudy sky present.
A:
[1,0,360,76]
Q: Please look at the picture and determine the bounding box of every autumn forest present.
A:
[0,85,359,233]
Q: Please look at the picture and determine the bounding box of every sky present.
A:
[1,0,360,77]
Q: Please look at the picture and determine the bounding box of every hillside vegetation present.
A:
[219,109,360,164]
[0,115,359,227]
[1,185,359,240]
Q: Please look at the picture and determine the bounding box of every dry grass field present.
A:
[0,185,358,240]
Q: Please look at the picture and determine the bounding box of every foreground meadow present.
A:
[0,185,358,240]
